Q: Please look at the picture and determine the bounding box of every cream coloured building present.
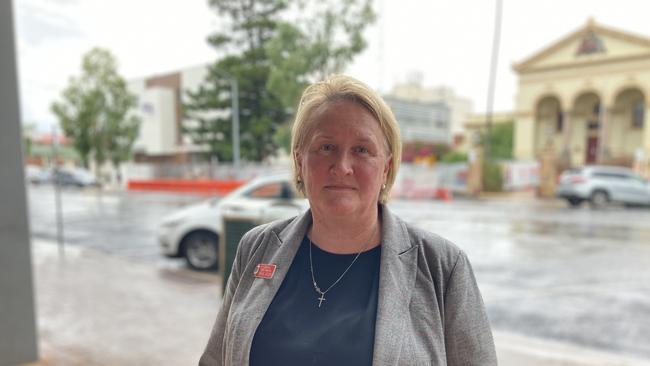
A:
[459,112,514,153]
[513,19,650,173]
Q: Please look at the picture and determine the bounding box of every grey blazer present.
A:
[199,205,497,365]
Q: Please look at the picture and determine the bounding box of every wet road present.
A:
[28,185,200,265]
[391,199,650,359]
[28,185,650,360]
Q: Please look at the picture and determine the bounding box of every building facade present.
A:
[388,81,473,143]
[513,19,650,173]
[459,112,514,153]
[128,64,209,162]
[129,66,471,160]
[383,96,451,145]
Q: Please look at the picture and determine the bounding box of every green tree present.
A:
[51,48,140,173]
[265,0,375,109]
[183,0,375,162]
[484,121,514,160]
[482,160,503,192]
[440,151,468,163]
[273,119,293,154]
[480,121,514,192]
[184,55,287,162]
[21,122,36,158]
[184,0,288,162]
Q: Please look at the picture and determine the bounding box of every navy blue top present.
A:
[249,236,381,366]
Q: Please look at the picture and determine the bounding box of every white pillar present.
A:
[514,113,535,160]
[644,106,650,153]
[641,105,650,177]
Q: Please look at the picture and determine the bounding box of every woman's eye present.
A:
[354,146,369,154]
[320,144,335,151]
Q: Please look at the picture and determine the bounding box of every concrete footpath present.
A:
[24,240,650,366]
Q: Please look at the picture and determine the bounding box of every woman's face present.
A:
[297,100,392,218]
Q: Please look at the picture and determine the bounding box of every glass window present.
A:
[246,182,284,199]
[592,172,612,179]
[593,103,601,115]
[591,171,627,179]
[613,174,631,180]
[633,175,648,184]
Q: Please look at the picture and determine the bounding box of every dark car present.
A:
[52,168,100,187]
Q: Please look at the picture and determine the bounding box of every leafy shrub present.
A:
[440,151,468,163]
[482,160,503,192]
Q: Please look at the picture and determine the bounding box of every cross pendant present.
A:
[317,293,326,308]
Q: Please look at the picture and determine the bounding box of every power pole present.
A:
[485,0,503,161]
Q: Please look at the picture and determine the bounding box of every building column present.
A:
[539,142,557,198]
[0,0,40,364]
[467,141,483,197]
[639,105,650,177]
[644,105,650,152]
[514,113,535,160]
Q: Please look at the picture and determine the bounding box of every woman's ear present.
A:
[383,154,392,180]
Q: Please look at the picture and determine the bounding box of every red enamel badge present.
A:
[253,264,277,279]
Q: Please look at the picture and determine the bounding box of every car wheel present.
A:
[589,190,609,209]
[183,231,219,271]
[567,197,582,208]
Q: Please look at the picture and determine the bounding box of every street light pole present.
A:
[51,125,65,256]
[213,69,241,178]
[229,77,240,177]
[485,0,503,161]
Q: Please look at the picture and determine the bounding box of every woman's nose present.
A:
[330,151,353,176]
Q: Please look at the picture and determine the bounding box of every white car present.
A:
[157,174,308,270]
[557,165,650,208]
[25,165,52,184]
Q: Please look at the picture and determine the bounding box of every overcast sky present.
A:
[13,0,650,132]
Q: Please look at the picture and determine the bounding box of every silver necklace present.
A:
[308,230,375,308]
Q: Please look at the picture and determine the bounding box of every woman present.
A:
[200,75,497,365]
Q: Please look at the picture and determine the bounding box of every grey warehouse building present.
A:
[383,96,452,145]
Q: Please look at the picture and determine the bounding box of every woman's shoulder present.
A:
[400,218,465,270]
[401,218,461,253]
[236,214,303,259]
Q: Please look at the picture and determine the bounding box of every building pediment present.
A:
[513,19,650,74]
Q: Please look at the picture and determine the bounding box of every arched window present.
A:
[588,103,601,130]
[556,111,564,133]
[593,102,601,115]
[632,100,645,129]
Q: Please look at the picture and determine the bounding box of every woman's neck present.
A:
[308,206,382,254]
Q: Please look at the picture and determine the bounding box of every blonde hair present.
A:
[291,74,402,204]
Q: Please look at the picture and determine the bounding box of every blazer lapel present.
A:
[231,209,313,365]
[372,205,418,366]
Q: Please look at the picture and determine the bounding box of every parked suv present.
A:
[557,165,650,208]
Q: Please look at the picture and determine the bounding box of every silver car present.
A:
[557,165,650,208]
